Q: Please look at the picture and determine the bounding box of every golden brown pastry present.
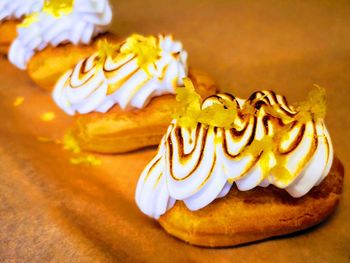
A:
[159,157,343,247]
[72,70,217,153]
[0,20,18,54]
[135,86,343,247]
[0,0,43,54]
[28,33,119,91]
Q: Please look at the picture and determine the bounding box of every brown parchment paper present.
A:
[0,0,349,262]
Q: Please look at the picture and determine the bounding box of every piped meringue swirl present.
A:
[52,34,188,114]
[8,0,112,69]
[0,0,43,21]
[135,90,333,219]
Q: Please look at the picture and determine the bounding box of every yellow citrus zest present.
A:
[174,78,237,128]
[18,13,39,28]
[295,85,327,122]
[40,112,56,121]
[120,34,161,76]
[62,131,80,153]
[174,82,327,130]
[199,98,237,128]
[240,135,293,183]
[70,155,101,166]
[270,165,293,184]
[173,84,328,184]
[13,97,24,107]
[173,78,202,128]
[43,0,74,17]
[96,39,121,66]
[241,136,275,176]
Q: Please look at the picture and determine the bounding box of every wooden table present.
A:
[0,0,349,262]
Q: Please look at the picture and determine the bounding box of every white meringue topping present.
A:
[135,90,333,219]
[8,0,112,69]
[52,34,188,114]
[0,0,43,21]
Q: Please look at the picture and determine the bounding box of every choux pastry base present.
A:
[0,20,18,55]
[159,157,344,247]
[27,33,119,91]
[71,69,217,154]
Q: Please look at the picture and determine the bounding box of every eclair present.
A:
[135,82,343,247]
[0,0,43,54]
[7,0,114,91]
[53,34,217,153]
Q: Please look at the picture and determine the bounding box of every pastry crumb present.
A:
[40,112,56,121]
[70,155,102,166]
[63,131,80,153]
[13,97,24,107]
